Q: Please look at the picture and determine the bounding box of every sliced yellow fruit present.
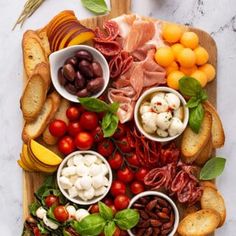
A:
[17,159,32,172]
[22,144,39,171]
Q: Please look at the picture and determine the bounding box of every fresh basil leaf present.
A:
[102,112,112,129]
[73,213,106,236]
[35,176,56,200]
[186,97,201,108]
[98,202,113,221]
[179,77,202,97]
[79,97,110,112]
[102,113,119,137]
[38,222,49,234]
[104,221,116,236]
[29,202,40,216]
[200,157,226,180]
[81,0,108,14]
[109,102,119,113]
[47,206,57,221]
[189,104,204,133]
[114,209,139,230]
[198,89,208,101]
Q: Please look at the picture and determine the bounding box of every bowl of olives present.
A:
[49,45,110,103]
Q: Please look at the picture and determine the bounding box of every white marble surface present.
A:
[0,0,235,235]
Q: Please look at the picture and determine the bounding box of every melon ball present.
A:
[167,71,185,90]
[180,65,197,75]
[165,61,179,75]
[155,47,175,67]
[191,70,208,87]
[177,48,196,68]
[194,46,209,65]
[199,63,216,82]
[162,24,183,43]
[171,43,184,60]
[180,31,199,49]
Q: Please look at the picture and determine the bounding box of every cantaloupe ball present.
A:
[165,61,179,75]
[180,31,199,49]
[155,47,175,67]
[180,65,197,75]
[199,63,216,82]
[194,46,209,65]
[191,70,208,87]
[177,48,196,68]
[171,43,184,60]
[162,24,183,43]
[167,71,185,90]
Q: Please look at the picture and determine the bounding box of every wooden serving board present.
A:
[22,0,217,228]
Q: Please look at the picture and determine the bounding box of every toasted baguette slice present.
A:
[181,111,212,163]
[33,62,51,88]
[204,101,225,148]
[178,209,221,236]
[201,187,226,226]
[200,180,217,190]
[43,99,70,145]
[22,30,47,78]
[22,92,61,143]
[36,28,51,57]
[20,73,47,122]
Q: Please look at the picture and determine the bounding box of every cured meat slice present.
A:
[94,41,121,57]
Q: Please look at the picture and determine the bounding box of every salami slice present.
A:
[94,41,121,57]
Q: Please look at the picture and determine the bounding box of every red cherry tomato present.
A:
[135,168,149,182]
[74,132,94,150]
[126,153,140,167]
[33,227,42,236]
[49,119,67,137]
[114,194,130,210]
[103,198,113,206]
[91,126,104,143]
[66,106,80,121]
[130,181,145,194]
[113,123,126,139]
[79,111,99,131]
[110,180,126,197]
[53,205,69,222]
[110,204,117,216]
[44,194,59,207]
[117,167,134,183]
[116,136,133,153]
[119,230,129,236]
[97,139,114,157]
[68,121,83,137]
[108,152,123,169]
[89,204,99,213]
[114,227,121,236]
[58,136,75,155]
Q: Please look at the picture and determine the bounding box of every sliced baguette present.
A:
[22,30,47,78]
[181,111,212,163]
[33,62,51,88]
[204,101,225,148]
[36,28,51,57]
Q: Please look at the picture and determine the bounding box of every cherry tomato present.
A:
[114,194,130,210]
[114,227,121,236]
[119,230,129,236]
[58,136,75,155]
[45,194,59,207]
[79,111,99,131]
[135,168,149,182]
[33,227,41,236]
[89,204,99,213]
[97,112,105,120]
[91,126,104,143]
[130,181,145,194]
[103,198,113,206]
[53,205,69,222]
[97,139,114,157]
[66,106,80,121]
[113,123,126,139]
[117,167,134,183]
[74,132,94,150]
[108,152,123,169]
[68,121,83,137]
[110,204,117,216]
[116,136,133,153]
[126,153,140,167]
[110,180,126,197]
[49,119,67,137]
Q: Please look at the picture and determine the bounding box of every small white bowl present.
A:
[134,86,189,142]
[127,191,179,236]
[57,150,112,205]
[49,45,110,103]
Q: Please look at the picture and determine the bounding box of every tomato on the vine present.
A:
[117,167,134,183]
[109,204,117,215]
[110,180,126,196]
[89,204,99,213]
[97,139,114,157]
[126,153,140,167]
[135,168,149,182]
[58,136,75,155]
[108,152,123,169]
[74,132,94,150]
[66,106,81,121]
[53,206,69,222]
[68,121,83,137]
[79,111,98,131]
[33,227,41,236]
[119,230,129,236]
[114,194,130,210]
[102,198,113,206]
[45,194,59,207]
[116,136,133,153]
[49,120,67,137]
[113,123,126,139]
[91,126,104,143]
[130,181,145,194]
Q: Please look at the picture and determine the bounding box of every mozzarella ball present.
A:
[78,190,87,201]
[83,187,95,200]
[62,166,77,177]
[67,158,74,167]
[157,128,169,137]
[80,176,92,190]
[73,154,84,166]
[95,158,103,164]
[92,175,104,189]
[143,123,157,134]
[75,178,83,190]
[139,102,152,115]
[152,92,165,99]
[165,93,180,110]
[43,215,59,230]
[59,176,72,189]
[168,117,184,136]
[76,163,89,176]
[36,207,47,219]
[95,186,107,196]
[75,209,90,222]
[100,163,109,175]
[156,112,172,130]
[103,176,109,186]
[151,96,168,113]
[69,175,78,185]
[66,205,76,219]
[141,112,158,127]
[89,164,102,177]
[173,106,184,121]
[68,186,78,198]
[83,155,97,166]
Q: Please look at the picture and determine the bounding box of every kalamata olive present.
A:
[63,64,76,82]
[92,61,103,77]
[64,56,78,68]
[77,88,91,97]
[58,67,67,86]
[75,71,86,89]
[75,50,93,62]
[87,77,104,93]
[78,60,93,78]
[65,83,78,95]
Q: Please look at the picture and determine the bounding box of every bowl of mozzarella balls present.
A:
[57,151,112,205]
[134,87,189,142]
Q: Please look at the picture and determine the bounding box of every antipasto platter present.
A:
[19,0,226,235]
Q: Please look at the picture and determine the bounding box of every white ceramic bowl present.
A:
[49,45,110,103]
[134,86,189,142]
[127,191,179,236]
[57,150,112,205]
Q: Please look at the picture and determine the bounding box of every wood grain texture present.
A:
[22,0,217,229]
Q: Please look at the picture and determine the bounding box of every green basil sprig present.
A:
[179,77,208,133]
[79,97,119,138]
[81,0,108,14]
[98,202,113,221]
[200,157,226,180]
[104,221,116,236]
